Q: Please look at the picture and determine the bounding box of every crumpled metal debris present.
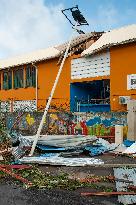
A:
[85,138,117,156]
[22,135,97,148]
[19,154,104,166]
[96,138,117,151]
[12,136,32,159]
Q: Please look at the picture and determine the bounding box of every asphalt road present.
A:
[0,183,119,205]
[1,155,134,205]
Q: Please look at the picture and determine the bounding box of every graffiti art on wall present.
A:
[3,111,128,137]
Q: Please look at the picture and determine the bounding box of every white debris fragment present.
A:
[111,144,127,154]
[123,142,136,154]
[96,138,117,151]
[0,155,4,161]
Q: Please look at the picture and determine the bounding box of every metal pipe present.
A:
[29,23,78,156]
[32,63,38,111]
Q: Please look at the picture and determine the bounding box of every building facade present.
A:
[73,24,136,112]
[0,32,102,112]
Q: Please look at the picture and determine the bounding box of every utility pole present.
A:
[30,5,89,156]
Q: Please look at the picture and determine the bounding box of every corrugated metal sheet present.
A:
[82,24,136,56]
[0,47,60,69]
[71,51,110,79]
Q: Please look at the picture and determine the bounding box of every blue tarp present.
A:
[84,145,107,156]
[40,153,58,157]
[36,145,65,151]
[124,140,135,147]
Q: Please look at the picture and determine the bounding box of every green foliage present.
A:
[15,167,113,192]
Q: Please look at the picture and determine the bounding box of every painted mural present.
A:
[2,111,128,138]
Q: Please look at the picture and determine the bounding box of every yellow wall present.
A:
[110,43,136,111]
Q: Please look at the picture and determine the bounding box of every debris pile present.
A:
[2,133,135,165]
[0,125,136,205]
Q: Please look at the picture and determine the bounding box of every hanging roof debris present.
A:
[55,32,103,52]
[82,24,136,56]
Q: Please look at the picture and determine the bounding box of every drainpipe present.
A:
[32,63,38,111]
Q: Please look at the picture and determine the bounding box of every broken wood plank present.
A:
[0,166,32,186]
[81,191,136,196]
[128,186,136,191]
[87,164,136,168]
[0,164,32,170]
[79,176,133,183]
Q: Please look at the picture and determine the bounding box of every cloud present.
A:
[86,4,119,32]
[86,2,136,32]
[0,0,70,59]
[0,0,135,59]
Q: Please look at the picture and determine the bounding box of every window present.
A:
[3,70,12,90]
[26,65,36,87]
[13,68,24,89]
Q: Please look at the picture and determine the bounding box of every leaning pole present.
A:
[30,5,88,156]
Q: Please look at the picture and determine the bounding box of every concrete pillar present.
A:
[127,100,136,141]
[115,125,123,144]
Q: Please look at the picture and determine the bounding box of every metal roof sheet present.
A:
[0,47,60,69]
[82,24,136,56]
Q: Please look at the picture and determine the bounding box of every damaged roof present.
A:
[82,24,136,56]
[0,47,60,69]
[0,32,102,69]
[55,32,103,52]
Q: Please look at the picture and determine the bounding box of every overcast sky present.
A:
[0,0,136,59]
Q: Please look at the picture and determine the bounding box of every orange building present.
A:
[0,32,102,112]
[110,42,136,111]
[72,24,136,112]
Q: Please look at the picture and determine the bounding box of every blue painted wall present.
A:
[70,83,92,112]
[70,81,110,112]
